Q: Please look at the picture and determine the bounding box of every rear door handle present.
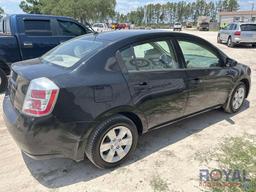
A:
[133,81,149,91]
[190,78,202,83]
[23,42,33,48]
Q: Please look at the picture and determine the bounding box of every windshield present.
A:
[175,23,181,25]
[240,24,256,31]
[42,36,104,68]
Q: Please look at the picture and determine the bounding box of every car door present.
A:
[220,24,232,42]
[55,19,89,44]
[17,17,60,60]
[118,39,189,129]
[176,39,233,115]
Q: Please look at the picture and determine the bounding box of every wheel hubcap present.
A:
[232,87,245,110]
[100,126,133,163]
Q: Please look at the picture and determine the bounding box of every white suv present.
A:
[173,22,182,31]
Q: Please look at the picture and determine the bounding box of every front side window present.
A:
[178,41,220,69]
[120,40,179,72]
[42,37,104,68]
[24,20,52,36]
[58,20,87,36]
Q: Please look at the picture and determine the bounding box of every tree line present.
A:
[19,0,116,23]
[2,0,239,25]
[117,0,239,25]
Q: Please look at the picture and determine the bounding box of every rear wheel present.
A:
[85,115,138,168]
[0,68,8,94]
[224,82,246,113]
[217,34,221,43]
[227,37,235,47]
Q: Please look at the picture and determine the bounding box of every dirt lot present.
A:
[0,31,255,192]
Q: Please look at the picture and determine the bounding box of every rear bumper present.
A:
[233,37,256,44]
[3,96,88,161]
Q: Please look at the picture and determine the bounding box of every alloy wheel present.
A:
[232,87,245,110]
[100,126,133,163]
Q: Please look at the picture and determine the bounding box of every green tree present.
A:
[0,7,4,14]
[19,0,42,14]
[20,0,116,23]
[223,0,239,12]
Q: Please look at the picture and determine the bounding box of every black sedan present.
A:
[3,30,251,168]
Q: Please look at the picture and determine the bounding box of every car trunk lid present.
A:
[7,58,68,112]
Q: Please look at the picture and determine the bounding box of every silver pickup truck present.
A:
[217,23,256,47]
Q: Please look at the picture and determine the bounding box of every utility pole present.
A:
[251,1,255,22]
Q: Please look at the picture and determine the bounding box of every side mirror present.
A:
[225,58,237,67]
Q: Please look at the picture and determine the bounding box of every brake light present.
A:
[22,77,59,117]
[234,31,241,36]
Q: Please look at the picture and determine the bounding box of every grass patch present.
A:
[198,135,256,192]
[150,175,169,192]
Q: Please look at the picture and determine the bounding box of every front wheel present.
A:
[224,82,246,113]
[0,68,8,94]
[85,115,138,169]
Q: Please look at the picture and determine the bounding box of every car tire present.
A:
[0,68,8,94]
[223,82,246,113]
[227,37,235,47]
[217,34,221,43]
[85,114,138,169]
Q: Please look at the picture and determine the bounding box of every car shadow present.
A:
[23,100,250,188]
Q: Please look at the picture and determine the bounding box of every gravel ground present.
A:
[0,30,255,192]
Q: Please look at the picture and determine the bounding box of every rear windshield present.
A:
[240,24,256,31]
[42,36,104,68]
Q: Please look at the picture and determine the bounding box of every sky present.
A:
[0,0,255,14]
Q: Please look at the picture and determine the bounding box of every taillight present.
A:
[234,31,241,36]
[22,77,59,117]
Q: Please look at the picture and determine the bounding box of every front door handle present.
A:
[137,82,148,86]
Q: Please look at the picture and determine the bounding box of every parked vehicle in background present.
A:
[218,22,256,47]
[197,16,210,31]
[3,30,251,169]
[92,23,110,32]
[186,22,193,28]
[111,23,118,30]
[173,22,182,31]
[0,14,92,92]
[117,23,129,30]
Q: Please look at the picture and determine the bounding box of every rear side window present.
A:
[24,20,52,36]
[58,20,87,36]
[240,24,256,31]
[120,40,179,72]
[42,36,104,68]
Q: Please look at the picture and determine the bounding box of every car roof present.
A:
[8,14,72,20]
[91,30,190,42]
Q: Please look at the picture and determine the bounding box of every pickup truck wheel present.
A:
[85,115,138,169]
[0,68,8,94]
